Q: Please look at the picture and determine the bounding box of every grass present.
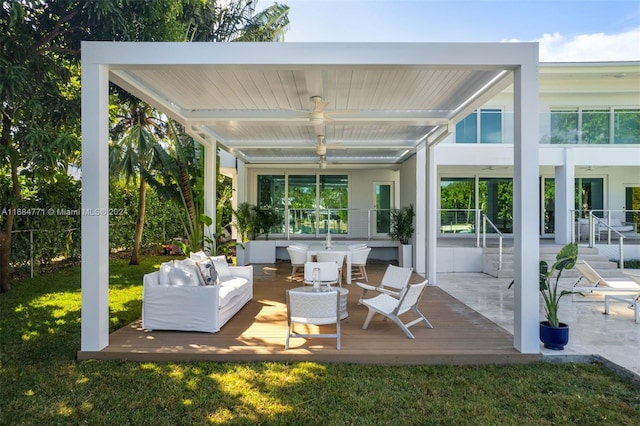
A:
[1,256,639,425]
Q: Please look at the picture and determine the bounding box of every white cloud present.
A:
[507,27,640,62]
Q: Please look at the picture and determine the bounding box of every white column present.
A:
[415,146,427,276]
[203,141,217,226]
[554,148,575,245]
[425,145,438,283]
[512,62,540,354]
[81,62,110,351]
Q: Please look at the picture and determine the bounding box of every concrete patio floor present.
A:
[436,272,640,380]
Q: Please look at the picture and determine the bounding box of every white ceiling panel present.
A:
[110,44,521,166]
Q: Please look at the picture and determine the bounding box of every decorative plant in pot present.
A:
[231,202,255,265]
[390,204,415,267]
[509,242,581,350]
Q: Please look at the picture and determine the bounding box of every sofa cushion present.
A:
[196,259,219,286]
[190,250,209,261]
[158,261,174,286]
[218,277,249,308]
[168,265,198,287]
[210,255,232,280]
[174,258,205,286]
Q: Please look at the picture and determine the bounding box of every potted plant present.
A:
[390,204,415,268]
[509,242,581,350]
[232,203,280,264]
[231,202,254,265]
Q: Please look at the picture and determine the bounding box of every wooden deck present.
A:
[78,263,541,364]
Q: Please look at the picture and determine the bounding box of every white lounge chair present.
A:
[573,260,640,296]
[604,292,640,324]
[361,280,432,339]
[356,264,412,302]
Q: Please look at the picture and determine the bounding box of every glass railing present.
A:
[439,209,476,234]
[572,209,640,270]
[440,112,640,145]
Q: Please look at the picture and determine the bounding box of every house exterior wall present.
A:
[434,62,639,245]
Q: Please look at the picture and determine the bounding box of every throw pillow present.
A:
[190,250,208,261]
[168,265,196,287]
[158,261,174,286]
[196,259,219,286]
[174,258,205,286]
[210,255,231,279]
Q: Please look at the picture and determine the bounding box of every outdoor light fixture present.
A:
[316,135,327,155]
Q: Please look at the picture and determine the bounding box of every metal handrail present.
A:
[588,212,625,271]
[481,214,503,271]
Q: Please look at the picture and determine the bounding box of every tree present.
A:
[109,98,165,264]
[0,0,290,290]
[0,1,93,292]
[184,0,289,42]
[143,122,205,255]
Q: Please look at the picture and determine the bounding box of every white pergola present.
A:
[80,41,539,354]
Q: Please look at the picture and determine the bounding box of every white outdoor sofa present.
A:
[142,254,253,333]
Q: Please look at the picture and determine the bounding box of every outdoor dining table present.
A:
[305,243,353,284]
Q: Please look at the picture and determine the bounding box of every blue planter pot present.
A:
[540,321,569,350]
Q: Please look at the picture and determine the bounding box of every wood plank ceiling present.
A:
[113,64,509,166]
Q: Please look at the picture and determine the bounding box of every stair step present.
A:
[481,244,623,278]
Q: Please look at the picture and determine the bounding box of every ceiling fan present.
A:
[315,135,343,168]
[289,96,358,128]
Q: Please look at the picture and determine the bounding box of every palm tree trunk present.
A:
[129,177,147,265]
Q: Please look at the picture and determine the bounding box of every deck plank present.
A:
[79,262,540,364]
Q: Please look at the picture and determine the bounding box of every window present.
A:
[440,178,475,233]
[318,175,348,234]
[438,177,512,234]
[375,183,393,234]
[614,109,640,144]
[258,173,349,235]
[479,178,513,233]
[455,109,502,144]
[550,108,639,144]
[576,178,604,217]
[550,109,579,144]
[582,109,609,144]
[288,175,318,235]
[257,175,285,234]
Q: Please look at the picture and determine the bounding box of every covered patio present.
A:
[80,41,540,358]
[78,263,540,364]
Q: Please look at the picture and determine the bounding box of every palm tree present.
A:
[109,98,165,265]
[184,0,290,42]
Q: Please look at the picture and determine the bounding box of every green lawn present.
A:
[1,256,638,425]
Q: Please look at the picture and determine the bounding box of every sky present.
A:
[262,0,640,61]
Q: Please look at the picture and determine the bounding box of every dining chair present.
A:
[315,252,346,286]
[350,247,371,282]
[303,261,339,287]
[286,246,308,282]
